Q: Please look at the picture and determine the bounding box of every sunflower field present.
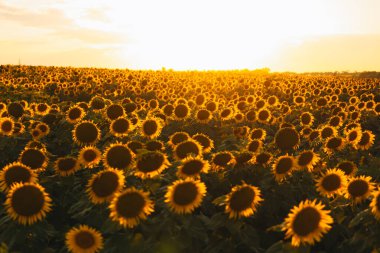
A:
[0,65,380,253]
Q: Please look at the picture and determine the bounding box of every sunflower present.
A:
[254,152,272,166]
[211,151,236,171]
[104,104,125,121]
[0,117,14,136]
[224,183,263,219]
[0,162,37,192]
[295,150,320,172]
[345,127,362,146]
[173,103,190,120]
[283,199,333,247]
[86,168,125,204]
[192,133,214,153]
[109,187,154,228]
[72,121,101,146]
[219,108,234,121]
[370,190,380,220]
[345,176,374,204]
[7,101,24,118]
[12,122,25,135]
[145,140,164,152]
[54,157,80,176]
[328,116,343,128]
[320,125,338,140]
[5,182,52,225]
[177,156,209,179]
[355,130,375,150]
[257,108,271,123]
[249,128,266,141]
[245,109,256,122]
[308,130,320,143]
[19,148,49,172]
[35,103,50,116]
[110,117,131,138]
[324,137,345,155]
[66,105,86,124]
[173,139,203,160]
[300,112,314,126]
[168,131,190,148]
[272,155,295,182]
[165,178,206,214]
[195,109,212,123]
[141,117,163,139]
[25,140,47,151]
[336,160,357,176]
[78,146,102,169]
[65,225,103,253]
[275,127,300,151]
[103,142,134,170]
[127,140,145,155]
[134,151,170,179]
[315,169,347,198]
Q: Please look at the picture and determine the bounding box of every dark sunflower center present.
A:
[75,123,99,144]
[298,152,314,166]
[106,105,124,120]
[146,141,163,151]
[37,104,47,112]
[321,174,341,191]
[301,114,311,124]
[329,117,340,127]
[75,231,95,249]
[4,165,31,186]
[221,109,231,118]
[326,137,342,149]
[171,133,188,145]
[229,187,255,212]
[337,162,354,175]
[112,119,129,133]
[175,141,200,160]
[358,133,370,146]
[309,131,319,141]
[246,110,256,121]
[182,160,203,175]
[255,153,270,164]
[258,110,269,120]
[173,182,198,206]
[57,158,77,171]
[192,136,210,149]
[143,120,158,136]
[8,102,24,118]
[91,98,105,110]
[116,192,145,218]
[68,108,81,120]
[2,120,13,132]
[250,130,264,140]
[292,207,321,236]
[174,104,189,118]
[83,149,97,162]
[247,140,261,153]
[106,146,132,169]
[321,128,333,139]
[348,180,369,197]
[348,131,358,141]
[127,141,144,154]
[12,185,44,216]
[236,152,253,165]
[276,158,293,174]
[123,103,136,113]
[197,110,210,120]
[213,153,232,166]
[91,172,119,197]
[137,153,164,173]
[275,128,300,151]
[20,149,46,170]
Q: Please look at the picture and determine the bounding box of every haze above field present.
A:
[1,0,380,72]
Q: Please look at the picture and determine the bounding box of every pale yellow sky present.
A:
[1,0,380,71]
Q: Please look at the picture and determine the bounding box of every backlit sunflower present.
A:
[283,199,333,247]
[72,120,101,146]
[127,140,144,155]
[173,103,190,120]
[173,139,203,160]
[86,168,125,204]
[0,117,15,136]
[336,160,357,176]
[165,178,206,214]
[320,125,338,140]
[370,190,380,220]
[103,142,134,170]
[145,140,165,152]
[295,150,320,172]
[272,155,295,182]
[275,127,300,151]
[254,152,272,166]
[66,105,86,124]
[315,169,347,198]
[0,162,37,192]
[134,151,170,179]
[192,133,214,153]
[224,183,263,219]
[219,108,234,121]
[177,156,209,179]
[345,127,362,146]
[110,117,131,138]
[211,151,236,171]
[249,128,266,141]
[54,157,80,176]
[19,148,49,172]
[65,225,103,253]
[300,112,314,126]
[355,130,375,150]
[140,117,163,139]
[345,175,374,204]
[78,146,102,169]
[195,109,212,123]
[168,131,190,148]
[104,104,125,121]
[324,137,345,155]
[109,187,154,228]
[5,182,52,225]
[246,139,263,153]
[257,108,271,123]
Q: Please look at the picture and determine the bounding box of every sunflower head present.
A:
[324,137,345,155]
[0,117,15,136]
[165,178,206,214]
[249,128,266,141]
[355,130,375,150]
[224,183,263,219]
[345,176,374,204]
[300,112,314,126]
[65,225,103,253]
[105,104,125,121]
[103,142,134,170]
[0,162,37,192]
[173,139,203,161]
[54,157,80,176]
[19,148,49,172]
[315,169,347,198]
[134,151,170,179]
[141,117,163,139]
[168,131,190,148]
[110,117,131,137]
[275,127,300,152]
[272,155,295,182]
[283,199,333,247]
[72,120,101,146]
[336,160,357,176]
[345,127,362,146]
[78,146,102,169]
[296,150,320,172]
[192,133,214,153]
[196,109,212,123]
[109,187,154,228]
[66,105,85,124]
[177,156,209,179]
[173,103,190,120]
[211,151,236,170]
[370,190,380,220]
[5,182,52,225]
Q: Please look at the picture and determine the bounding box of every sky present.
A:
[0,0,380,72]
